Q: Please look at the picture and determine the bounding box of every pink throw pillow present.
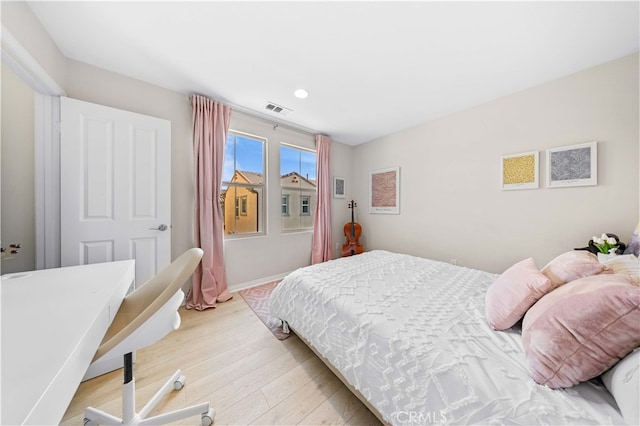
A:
[522,274,640,388]
[540,251,611,287]
[485,258,553,330]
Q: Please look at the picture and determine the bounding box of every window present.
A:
[240,196,247,216]
[235,195,247,217]
[280,143,316,231]
[222,131,265,235]
[301,196,310,215]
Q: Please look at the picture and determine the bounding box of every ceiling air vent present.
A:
[264,102,292,116]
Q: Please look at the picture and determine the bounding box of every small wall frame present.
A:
[333,176,345,198]
[500,151,539,190]
[546,141,597,188]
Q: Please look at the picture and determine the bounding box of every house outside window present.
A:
[280,143,316,231]
[221,131,265,235]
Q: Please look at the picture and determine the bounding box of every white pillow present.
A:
[600,254,640,284]
[601,348,640,425]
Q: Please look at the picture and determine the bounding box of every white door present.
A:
[60,97,171,286]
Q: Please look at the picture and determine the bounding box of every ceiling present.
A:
[27,1,639,146]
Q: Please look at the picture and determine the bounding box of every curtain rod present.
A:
[187,94,321,137]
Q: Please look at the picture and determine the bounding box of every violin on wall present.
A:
[341,200,364,257]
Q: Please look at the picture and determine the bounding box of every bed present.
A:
[269,250,639,425]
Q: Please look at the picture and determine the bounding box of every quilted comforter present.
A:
[270,250,624,425]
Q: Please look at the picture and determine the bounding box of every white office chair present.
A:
[84,248,214,426]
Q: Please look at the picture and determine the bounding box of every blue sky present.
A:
[281,145,316,180]
[223,133,316,182]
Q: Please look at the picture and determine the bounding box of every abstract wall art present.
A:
[501,151,539,190]
[370,167,400,214]
[546,141,597,188]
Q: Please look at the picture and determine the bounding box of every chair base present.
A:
[85,354,213,425]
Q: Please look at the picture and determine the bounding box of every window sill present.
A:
[281,229,313,235]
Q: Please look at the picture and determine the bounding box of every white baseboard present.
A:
[229,271,291,293]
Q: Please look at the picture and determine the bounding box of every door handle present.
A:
[149,224,168,231]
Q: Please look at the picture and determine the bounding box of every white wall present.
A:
[1,2,67,92]
[352,53,639,274]
[1,64,36,273]
[330,140,358,256]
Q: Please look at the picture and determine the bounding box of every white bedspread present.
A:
[270,250,624,425]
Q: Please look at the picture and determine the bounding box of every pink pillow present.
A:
[522,274,640,388]
[485,258,553,330]
[540,251,611,287]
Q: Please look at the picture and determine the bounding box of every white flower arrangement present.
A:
[591,233,619,254]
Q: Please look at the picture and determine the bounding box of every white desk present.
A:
[1,261,135,425]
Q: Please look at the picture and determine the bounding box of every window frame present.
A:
[300,195,311,216]
[280,142,317,232]
[281,194,290,216]
[239,195,248,216]
[222,130,266,237]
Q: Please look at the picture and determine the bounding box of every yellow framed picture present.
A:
[501,151,539,190]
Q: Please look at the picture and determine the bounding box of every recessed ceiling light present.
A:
[294,89,309,99]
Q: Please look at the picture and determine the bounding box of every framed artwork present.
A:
[546,141,597,188]
[333,176,345,198]
[370,167,399,214]
[500,151,539,190]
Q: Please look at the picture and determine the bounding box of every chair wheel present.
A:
[173,374,186,390]
[201,408,215,426]
[84,418,98,426]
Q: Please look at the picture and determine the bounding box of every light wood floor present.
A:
[61,291,382,425]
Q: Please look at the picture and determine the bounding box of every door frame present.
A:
[2,24,65,269]
[34,95,61,269]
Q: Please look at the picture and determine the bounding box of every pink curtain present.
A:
[186,95,233,310]
[311,135,333,264]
